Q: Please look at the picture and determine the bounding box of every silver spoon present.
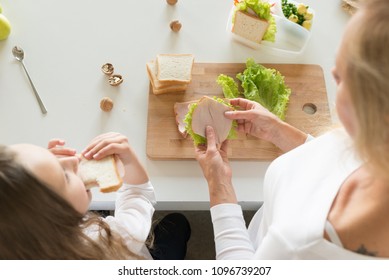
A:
[12,46,47,114]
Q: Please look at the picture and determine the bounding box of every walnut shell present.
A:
[101,63,114,75]
[108,74,123,86]
[100,97,114,112]
[170,20,182,32]
[167,0,178,5]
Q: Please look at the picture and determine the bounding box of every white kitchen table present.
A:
[0,0,350,210]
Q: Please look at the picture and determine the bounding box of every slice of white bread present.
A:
[146,61,187,88]
[78,155,123,193]
[151,85,187,95]
[156,54,194,83]
[232,10,269,44]
[146,61,188,94]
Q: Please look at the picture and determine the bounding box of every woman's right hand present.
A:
[225,98,308,152]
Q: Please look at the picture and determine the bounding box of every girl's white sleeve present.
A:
[211,203,256,259]
[111,181,156,242]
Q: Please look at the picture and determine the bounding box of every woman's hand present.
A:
[195,126,237,207]
[82,132,149,185]
[47,139,77,158]
[225,98,308,152]
[224,98,281,141]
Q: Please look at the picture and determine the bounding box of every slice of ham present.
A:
[191,96,233,144]
[174,100,195,138]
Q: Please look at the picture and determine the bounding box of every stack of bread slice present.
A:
[146,54,194,95]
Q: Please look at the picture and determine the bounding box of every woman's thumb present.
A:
[205,126,217,148]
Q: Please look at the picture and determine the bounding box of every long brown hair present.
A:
[344,0,389,179]
[0,145,141,259]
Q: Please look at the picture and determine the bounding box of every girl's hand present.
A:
[82,133,132,164]
[47,139,77,158]
[82,132,149,185]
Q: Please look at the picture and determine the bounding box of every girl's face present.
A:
[10,144,91,214]
[333,13,360,138]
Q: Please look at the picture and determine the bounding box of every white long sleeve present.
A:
[87,181,156,259]
[113,181,156,242]
[210,130,384,260]
[211,203,255,259]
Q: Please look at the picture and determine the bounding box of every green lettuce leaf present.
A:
[184,102,205,146]
[216,74,240,99]
[234,0,277,42]
[236,58,291,120]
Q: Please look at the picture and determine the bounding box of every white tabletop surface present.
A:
[0,0,350,210]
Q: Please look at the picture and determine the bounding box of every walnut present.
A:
[108,74,123,86]
[170,20,182,32]
[167,0,178,5]
[100,97,114,112]
[101,63,114,75]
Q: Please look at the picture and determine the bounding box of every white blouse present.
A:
[86,181,156,259]
[211,129,386,259]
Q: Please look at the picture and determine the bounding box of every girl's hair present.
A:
[344,0,389,179]
[0,145,141,259]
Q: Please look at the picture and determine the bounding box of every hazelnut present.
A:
[108,74,123,86]
[100,97,114,112]
[101,63,114,75]
[166,0,178,5]
[170,20,182,32]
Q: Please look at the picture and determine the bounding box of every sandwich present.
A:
[231,0,276,43]
[174,100,197,138]
[78,155,123,193]
[183,96,237,145]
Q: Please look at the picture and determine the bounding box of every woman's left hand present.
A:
[195,126,237,206]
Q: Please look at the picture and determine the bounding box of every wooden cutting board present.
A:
[146,63,332,160]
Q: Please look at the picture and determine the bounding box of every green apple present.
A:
[0,14,11,40]
[0,3,3,13]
